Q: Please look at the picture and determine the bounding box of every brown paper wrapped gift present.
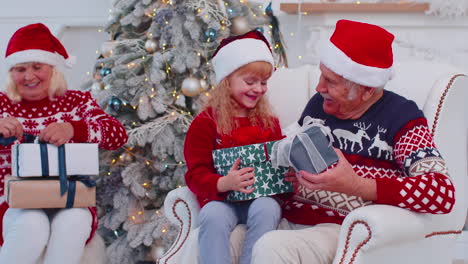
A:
[5,175,96,208]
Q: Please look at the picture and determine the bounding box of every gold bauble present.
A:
[101,41,116,58]
[145,39,158,53]
[181,77,201,97]
[120,152,133,163]
[91,82,103,91]
[231,16,250,35]
[199,79,209,91]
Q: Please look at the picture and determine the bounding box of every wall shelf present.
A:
[280,2,430,14]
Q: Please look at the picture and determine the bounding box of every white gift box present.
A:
[11,143,99,177]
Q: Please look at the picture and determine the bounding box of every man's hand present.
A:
[284,167,300,193]
[0,117,23,139]
[217,158,255,194]
[39,122,74,146]
[296,148,377,200]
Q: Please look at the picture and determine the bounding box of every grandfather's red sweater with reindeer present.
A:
[283,90,455,225]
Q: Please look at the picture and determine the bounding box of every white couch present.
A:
[158,60,468,264]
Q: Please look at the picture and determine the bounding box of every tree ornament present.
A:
[199,79,209,91]
[100,68,112,77]
[181,77,201,97]
[109,96,123,112]
[226,7,236,18]
[151,245,165,260]
[101,41,116,58]
[145,39,158,53]
[120,152,134,163]
[231,16,250,35]
[91,82,103,91]
[204,28,217,42]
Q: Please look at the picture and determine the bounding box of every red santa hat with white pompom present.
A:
[320,19,394,88]
[5,23,75,69]
[211,30,275,84]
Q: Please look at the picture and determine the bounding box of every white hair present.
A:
[344,79,383,100]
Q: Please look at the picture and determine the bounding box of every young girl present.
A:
[184,30,283,264]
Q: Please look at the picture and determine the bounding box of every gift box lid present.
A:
[11,143,99,177]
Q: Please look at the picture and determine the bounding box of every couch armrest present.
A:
[333,204,427,264]
[158,187,200,264]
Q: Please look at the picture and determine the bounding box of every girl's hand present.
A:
[0,117,23,139]
[217,158,255,194]
[39,122,74,146]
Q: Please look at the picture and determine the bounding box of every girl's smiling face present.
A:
[227,61,272,117]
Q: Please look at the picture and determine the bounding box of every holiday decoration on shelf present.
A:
[79,1,288,263]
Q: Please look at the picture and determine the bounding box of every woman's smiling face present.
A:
[10,62,53,101]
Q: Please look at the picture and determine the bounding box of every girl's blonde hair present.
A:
[203,61,277,135]
[5,64,68,103]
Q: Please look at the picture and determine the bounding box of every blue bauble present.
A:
[227,7,236,18]
[204,28,217,41]
[255,27,264,34]
[100,68,112,77]
[109,96,122,112]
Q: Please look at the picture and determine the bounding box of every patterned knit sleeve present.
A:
[69,91,128,150]
[375,118,455,214]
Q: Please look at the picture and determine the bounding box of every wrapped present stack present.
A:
[213,141,292,201]
[5,142,98,208]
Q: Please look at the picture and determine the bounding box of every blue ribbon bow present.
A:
[66,176,96,208]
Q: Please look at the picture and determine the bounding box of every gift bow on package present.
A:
[271,116,338,173]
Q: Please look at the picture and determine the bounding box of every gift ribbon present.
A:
[0,133,37,146]
[270,116,334,169]
[294,132,328,173]
[65,175,96,208]
[57,145,68,196]
[40,143,50,177]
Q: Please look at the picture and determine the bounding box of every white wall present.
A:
[270,1,468,73]
[0,0,111,90]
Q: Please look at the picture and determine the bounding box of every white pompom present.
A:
[65,55,77,68]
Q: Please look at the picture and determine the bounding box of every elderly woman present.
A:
[0,23,128,263]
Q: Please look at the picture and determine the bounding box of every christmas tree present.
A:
[81,0,286,263]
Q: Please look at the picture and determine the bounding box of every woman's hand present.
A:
[217,158,255,194]
[0,117,23,139]
[39,122,74,146]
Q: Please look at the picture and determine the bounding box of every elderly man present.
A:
[250,19,455,264]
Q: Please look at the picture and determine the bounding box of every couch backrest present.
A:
[267,60,468,230]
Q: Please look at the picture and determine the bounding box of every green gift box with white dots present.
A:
[212,141,293,201]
